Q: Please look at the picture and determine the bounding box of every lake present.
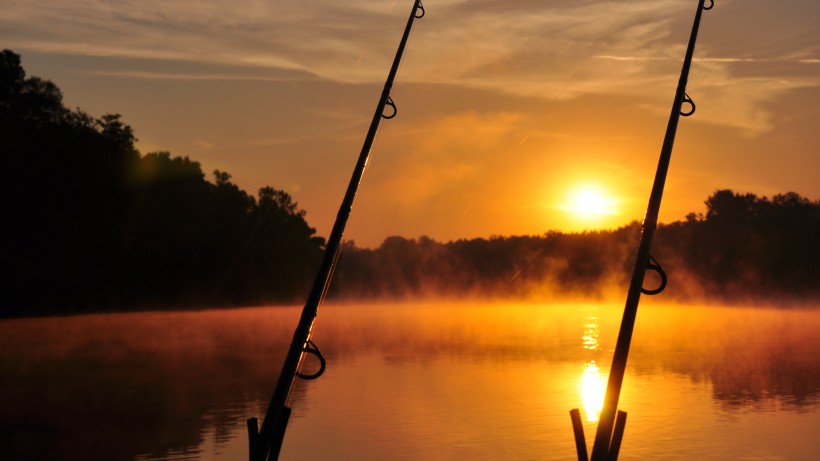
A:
[1,301,818,461]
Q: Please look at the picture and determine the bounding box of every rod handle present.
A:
[608,410,628,461]
[570,408,589,461]
[247,417,258,460]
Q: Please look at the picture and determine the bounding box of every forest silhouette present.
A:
[2,49,818,317]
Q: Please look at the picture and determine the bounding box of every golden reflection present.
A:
[581,361,605,422]
[580,312,604,422]
[582,316,601,351]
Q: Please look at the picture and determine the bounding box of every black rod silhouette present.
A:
[247,2,425,460]
[575,2,714,460]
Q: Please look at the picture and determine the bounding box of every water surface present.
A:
[1,302,818,460]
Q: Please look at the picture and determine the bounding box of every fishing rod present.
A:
[570,1,714,461]
[247,2,425,460]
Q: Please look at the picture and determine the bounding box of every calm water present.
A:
[1,302,818,461]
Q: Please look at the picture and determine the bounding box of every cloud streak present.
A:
[3,1,816,94]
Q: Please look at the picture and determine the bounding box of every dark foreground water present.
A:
[1,302,818,461]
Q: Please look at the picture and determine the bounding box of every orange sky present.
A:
[3,0,818,247]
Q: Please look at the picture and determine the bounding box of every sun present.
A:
[563,184,618,218]
[572,189,608,216]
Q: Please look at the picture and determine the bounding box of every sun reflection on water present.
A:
[581,361,605,422]
[581,312,605,422]
[583,316,601,351]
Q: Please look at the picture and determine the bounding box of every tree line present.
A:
[1,50,324,317]
[2,49,818,317]
[331,190,820,304]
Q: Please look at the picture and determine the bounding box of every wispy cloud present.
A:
[78,68,321,82]
[3,0,816,140]
[595,55,814,64]
[3,1,816,89]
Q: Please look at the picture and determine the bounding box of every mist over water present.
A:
[1,302,818,461]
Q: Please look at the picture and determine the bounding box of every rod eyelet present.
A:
[382,96,397,119]
[680,93,696,117]
[296,340,326,380]
[641,255,667,295]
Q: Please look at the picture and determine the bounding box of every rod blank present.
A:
[248,2,425,461]
[588,2,713,460]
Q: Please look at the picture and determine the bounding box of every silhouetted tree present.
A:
[1,50,325,316]
[1,50,139,313]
